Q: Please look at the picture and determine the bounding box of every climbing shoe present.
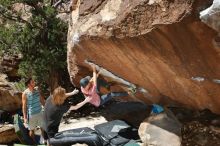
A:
[128,86,137,95]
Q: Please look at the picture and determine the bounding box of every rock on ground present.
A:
[139,109,182,146]
[0,124,18,144]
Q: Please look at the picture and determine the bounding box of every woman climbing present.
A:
[80,65,136,107]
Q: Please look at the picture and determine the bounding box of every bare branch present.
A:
[53,0,63,8]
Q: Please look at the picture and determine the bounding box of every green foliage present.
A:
[13,79,26,91]
[0,0,68,92]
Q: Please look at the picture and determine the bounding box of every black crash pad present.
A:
[94,120,140,146]
[49,127,103,146]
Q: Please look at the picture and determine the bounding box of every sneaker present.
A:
[128,86,137,95]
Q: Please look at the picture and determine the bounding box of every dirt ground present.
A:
[60,100,220,146]
[173,108,220,146]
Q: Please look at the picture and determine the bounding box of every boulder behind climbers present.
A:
[139,109,182,146]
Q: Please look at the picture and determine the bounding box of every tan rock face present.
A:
[138,110,182,146]
[0,74,21,112]
[67,0,220,113]
[0,55,21,79]
[0,124,18,144]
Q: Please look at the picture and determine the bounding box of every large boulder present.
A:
[67,0,220,114]
[0,55,21,81]
[0,74,22,112]
[138,110,182,146]
[200,0,220,50]
[103,101,151,127]
[0,55,23,112]
[200,0,220,33]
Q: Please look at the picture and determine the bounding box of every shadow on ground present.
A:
[63,99,220,146]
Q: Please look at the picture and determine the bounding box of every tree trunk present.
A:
[48,68,59,94]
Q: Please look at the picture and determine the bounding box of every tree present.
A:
[0,0,69,93]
